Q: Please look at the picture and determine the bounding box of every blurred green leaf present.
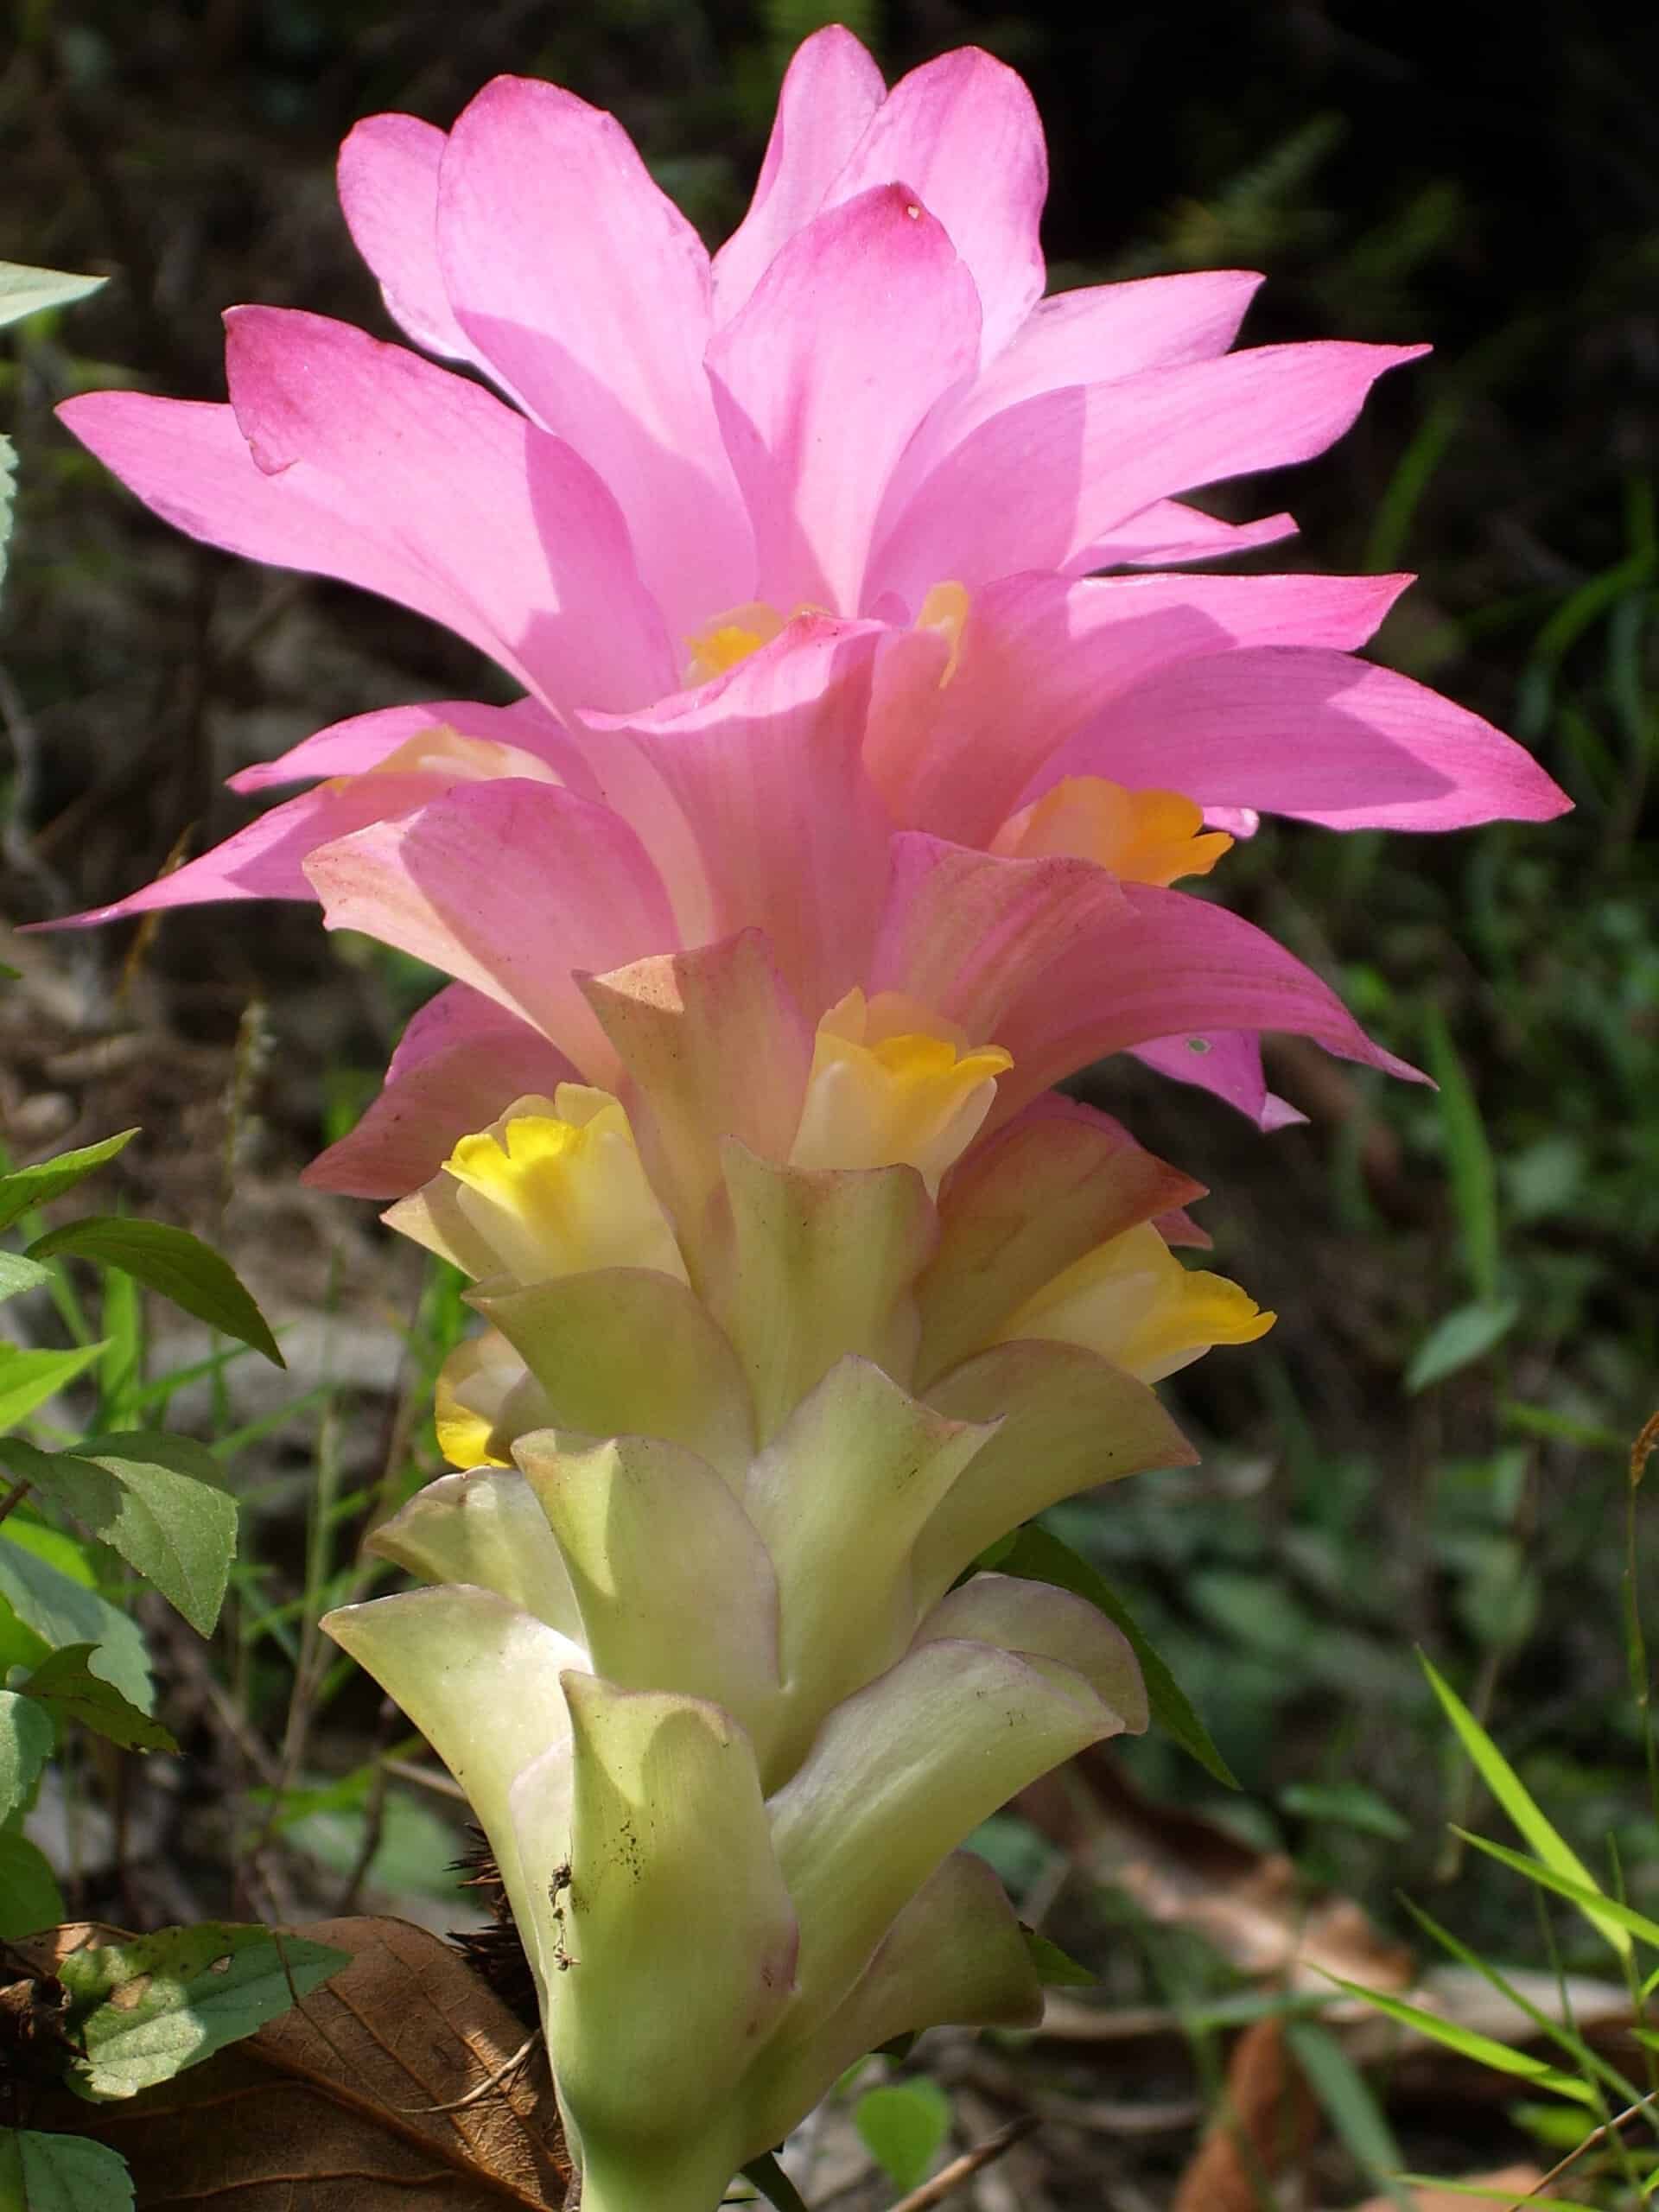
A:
[0,1691,54,1821]
[0,1831,65,1940]
[60,1925,350,2100]
[0,1254,50,1306]
[855,2079,951,2193]
[1,1433,238,1637]
[993,1522,1236,1786]
[0,1132,138,1235]
[0,261,105,327]
[0,1344,105,1431]
[1423,1007,1500,1301]
[1278,1780,1410,1840]
[1283,2018,1408,2205]
[0,2126,134,2211]
[27,1220,283,1370]
[1405,1299,1518,1394]
[21,1645,177,1755]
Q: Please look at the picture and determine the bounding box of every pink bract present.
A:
[290,626,1421,1198]
[48,28,1567,1136]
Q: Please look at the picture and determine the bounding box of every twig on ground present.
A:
[1520,2090,1659,2202]
[399,2030,541,2115]
[882,2116,1039,2212]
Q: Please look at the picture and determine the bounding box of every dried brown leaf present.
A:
[1020,1748,1415,1993]
[13,1916,569,2209]
[1171,2017,1319,2212]
[1352,2166,1545,2212]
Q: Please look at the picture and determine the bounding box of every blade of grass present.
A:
[1421,1650,1630,1958]
[1319,1975,1598,2107]
[1395,1894,1643,2115]
[1452,1830,1659,1955]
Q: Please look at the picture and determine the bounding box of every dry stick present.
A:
[401,2031,542,2115]
[0,1478,34,1529]
[1518,2090,1659,2202]
[882,2116,1039,2212]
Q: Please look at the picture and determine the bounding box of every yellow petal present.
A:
[790,989,1012,1194]
[997,1222,1273,1382]
[995,777,1233,887]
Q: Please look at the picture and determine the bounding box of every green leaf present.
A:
[855,2079,952,2193]
[0,1693,54,1821]
[1319,1976,1597,2105]
[1423,1004,1500,1301]
[1420,1651,1630,1958]
[0,1535,151,1713]
[0,2127,134,2212]
[0,1132,138,1235]
[21,1647,177,1756]
[0,1345,105,1431]
[58,1925,351,2100]
[0,1833,66,1940]
[1019,1925,1095,1988]
[1405,1299,1518,1394]
[0,262,106,328]
[1283,2018,1409,2207]
[740,2154,810,2212]
[1278,1780,1410,1840]
[1,1433,238,1637]
[0,1253,53,1305]
[1452,1828,1659,1953]
[991,1522,1237,1785]
[26,1220,283,1370]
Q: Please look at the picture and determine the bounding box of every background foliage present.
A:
[3,2,1657,2201]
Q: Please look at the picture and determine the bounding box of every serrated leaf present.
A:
[0,1133,138,1235]
[1,1434,237,1637]
[854,2079,952,2193]
[25,1220,283,1370]
[1019,1924,1095,1987]
[1421,1652,1630,1958]
[1405,1299,1518,1394]
[0,1252,52,1304]
[1319,1975,1598,2105]
[0,1344,105,1431]
[0,1833,66,1940]
[15,1916,567,2203]
[0,2126,134,2212]
[0,262,106,327]
[991,1522,1236,1785]
[0,1537,151,1713]
[0,1691,54,1821]
[21,1647,177,1755]
[58,1925,350,2100]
